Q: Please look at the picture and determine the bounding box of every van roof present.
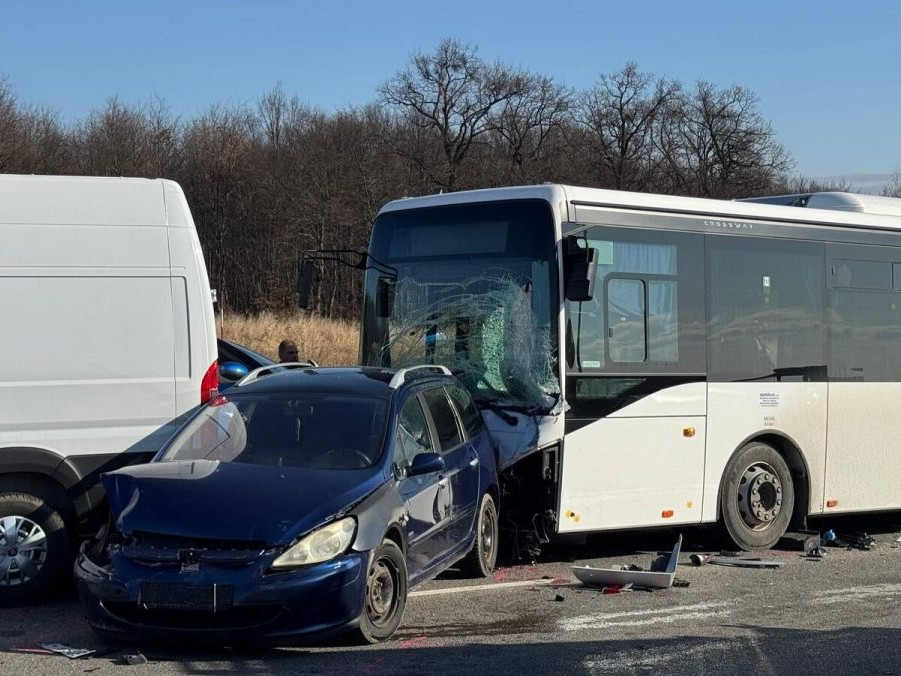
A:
[0,174,188,226]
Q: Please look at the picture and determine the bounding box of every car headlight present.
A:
[271,517,356,569]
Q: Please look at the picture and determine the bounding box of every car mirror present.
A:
[407,452,445,477]
[219,362,249,381]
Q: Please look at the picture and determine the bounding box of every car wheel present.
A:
[720,442,794,551]
[461,492,498,578]
[354,540,408,643]
[0,492,70,607]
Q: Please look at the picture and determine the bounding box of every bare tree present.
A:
[882,171,901,198]
[488,72,572,181]
[665,81,792,198]
[380,38,528,190]
[578,63,680,190]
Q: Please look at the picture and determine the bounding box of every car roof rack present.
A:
[235,360,318,387]
[388,365,452,389]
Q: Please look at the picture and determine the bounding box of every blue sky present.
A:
[2,0,899,180]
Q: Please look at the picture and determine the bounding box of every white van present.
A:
[0,175,218,604]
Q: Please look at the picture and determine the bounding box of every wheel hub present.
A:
[0,515,48,586]
[737,462,783,530]
[367,560,396,622]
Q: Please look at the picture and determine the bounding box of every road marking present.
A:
[410,579,554,597]
[583,639,744,673]
[560,600,734,631]
[813,583,901,605]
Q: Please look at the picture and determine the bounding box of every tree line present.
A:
[0,38,877,318]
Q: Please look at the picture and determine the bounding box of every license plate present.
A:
[138,583,233,611]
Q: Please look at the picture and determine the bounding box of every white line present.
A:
[813,583,901,604]
[560,601,734,632]
[410,579,554,597]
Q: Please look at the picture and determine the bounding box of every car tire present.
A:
[0,492,70,607]
[354,539,408,644]
[460,492,498,578]
[720,442,794,551]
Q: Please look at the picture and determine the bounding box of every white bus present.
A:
[355,185,901,551]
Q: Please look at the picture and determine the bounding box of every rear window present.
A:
[161,394,387,469]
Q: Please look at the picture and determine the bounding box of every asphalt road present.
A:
[3,515,901,675]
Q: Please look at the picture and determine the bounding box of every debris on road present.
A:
[39,643,95,659]
[122,652,148,665]
[833,531,876,551]
[572,535,682,590]
[707,558,784,569]
[690,553,709,566]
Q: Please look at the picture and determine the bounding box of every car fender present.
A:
[350,480,405,553]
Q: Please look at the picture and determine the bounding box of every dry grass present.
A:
[219,312,360,366]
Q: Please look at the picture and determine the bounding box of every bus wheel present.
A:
[720,442,794,551]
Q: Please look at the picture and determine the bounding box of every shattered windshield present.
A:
[161,394,387,470]
[361,200,560,411]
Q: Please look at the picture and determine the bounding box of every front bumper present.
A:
[74,546,368,645]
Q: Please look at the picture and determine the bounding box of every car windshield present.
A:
[161,394,388,470]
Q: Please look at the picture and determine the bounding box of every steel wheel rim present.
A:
[366,557,398,627]
[737,462,783,531]
[480,505,496,567]
[0,515,48,586]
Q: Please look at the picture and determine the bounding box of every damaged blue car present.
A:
[75,365,499,644]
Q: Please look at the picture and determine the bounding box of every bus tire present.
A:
[720,442,793,551]
[0,492,71,606]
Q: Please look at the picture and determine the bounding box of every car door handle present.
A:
[469,457,479,467]
[437,476,448,489]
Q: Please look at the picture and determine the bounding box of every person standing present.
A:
[278,339,299,363]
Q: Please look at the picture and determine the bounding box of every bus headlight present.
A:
[271,517,356,569]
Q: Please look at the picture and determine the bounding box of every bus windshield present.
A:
[361,199,560,411]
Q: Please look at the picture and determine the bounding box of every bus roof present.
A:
[379,185,901,233]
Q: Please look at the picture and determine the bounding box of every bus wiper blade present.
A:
[473,399,520,426]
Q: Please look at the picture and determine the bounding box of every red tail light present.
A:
[201,360,219,404]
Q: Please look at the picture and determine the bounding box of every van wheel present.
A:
[461,492,498,578]
[720,442,794,550]
[0,493,70,607]
[354,540,407,643]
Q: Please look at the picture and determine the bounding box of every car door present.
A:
[393,394,451,575]
[421,387,480,552]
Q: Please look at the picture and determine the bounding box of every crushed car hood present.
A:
[102,460,385,546]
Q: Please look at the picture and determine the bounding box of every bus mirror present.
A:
[298,259,314,309]
[565,245,599,302]
[376,277,395,317]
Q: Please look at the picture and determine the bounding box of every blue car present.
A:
[75,365,499,644]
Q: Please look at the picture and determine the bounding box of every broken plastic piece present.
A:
[572,535,682,590]
[689,553,709,566]
[122,653,148,666]
[40,643,95,659]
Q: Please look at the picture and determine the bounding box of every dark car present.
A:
[75,365,499,644]
[216,339,275,389]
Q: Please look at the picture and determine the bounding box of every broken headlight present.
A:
[271,517,356,569]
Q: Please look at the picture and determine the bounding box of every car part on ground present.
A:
[572,535,683,590]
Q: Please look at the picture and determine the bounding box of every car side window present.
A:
[447,385,484,439]
[393,397,433,478]
[421,387,463,452]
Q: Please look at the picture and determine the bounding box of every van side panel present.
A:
[163,181,217,414]
[0,273,177,458]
